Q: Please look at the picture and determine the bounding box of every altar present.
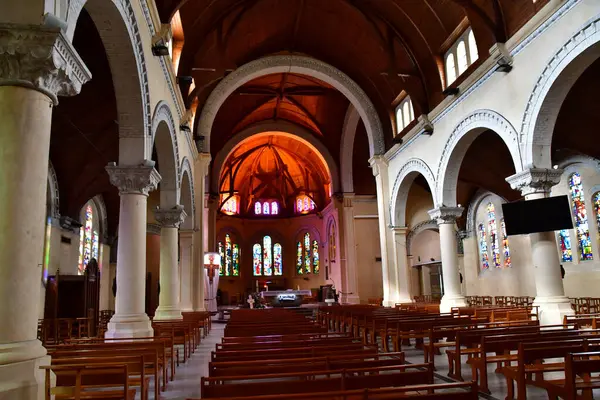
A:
[260,289,312,307]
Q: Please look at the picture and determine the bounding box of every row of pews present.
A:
[319,304,600,399]
[40,311,210,399]
[193,308,478,400]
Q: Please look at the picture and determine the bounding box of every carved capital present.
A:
[369,155,388,177]
[147,223,162,236]
[106,161,161,196]
[0,24,91,104]
[154,205,187,228]
[428,206,464,225]
[506,168,563,196]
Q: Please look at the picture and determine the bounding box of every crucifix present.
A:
[204,252,222,313]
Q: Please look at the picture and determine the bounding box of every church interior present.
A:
[2,0,600,399]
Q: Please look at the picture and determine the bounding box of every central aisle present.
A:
[147,321,225,400]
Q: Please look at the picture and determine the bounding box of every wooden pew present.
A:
[211,343,378,362]
[201,363,434,398]
[41,364,136,399]
[564,351,600,400]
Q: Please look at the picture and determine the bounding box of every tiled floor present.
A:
[145,321,225,400]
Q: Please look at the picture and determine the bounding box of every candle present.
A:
[297,285,300,291]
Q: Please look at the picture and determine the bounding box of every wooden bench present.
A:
[564,351,600,400]
[41,364,136,399]
[211,343,378,362]
[201,363,434,398]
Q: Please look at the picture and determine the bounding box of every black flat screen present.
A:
[501,195,573,235]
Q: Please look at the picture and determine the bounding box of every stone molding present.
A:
[48,161,61,218]
[369,155,388,177]
[406,220,439,255]
[106,161,161,196]
[428,206,464,225]
[389,158,436,226]
[147,223,161,236]
[152,100,180,185]
[340,104,360,193]
[520,14,600,167]
[198,55,385,156]
[0,24,91,104]
[154,205,187,228]
[436,109,522,206]
[180,157,196,220]
[465,189,495,237]
[506,168,563,196]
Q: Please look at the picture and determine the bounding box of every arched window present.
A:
[558,230,573,262]
[402,102,410,128]
[263,202,270,215]
[295,194,316,214]
[446,53,456,85]
[255,202,262,215]
[395,108,404,133]
[254,200,279,216]
[271,201,279,215]
[478,223,489,270]
[217,233,240,276]
[395,96,414,134]
[253,236,283,276]
[468,30,478,64]
[593,192,600,236]
[568,173,593,260]
[501,219,511,268]
[220,194,239,215]
[486,203,501,268]
[78,201,99,275]
[456,41,468,75]
[296,232,320,275]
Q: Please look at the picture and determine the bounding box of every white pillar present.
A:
[370,156,400,307]
[105,162,161,338]
[391,227,413,303]
[0,24,90,400]
[193,153,210,311]
[428,207,467,313]
[154,205,186,320]
[506,168,574,325]
[340,194,360,304]
[179,230,194,312]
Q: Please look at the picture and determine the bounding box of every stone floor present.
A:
[144,321,225,400]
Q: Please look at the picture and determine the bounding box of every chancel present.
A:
[2,0,600,398]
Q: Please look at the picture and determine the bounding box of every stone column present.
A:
[0,24,90,399]
[369,156,400,307]
[340,194,360,304]
[506,168,574,325]
[193,153,210,311]
[391,227,413,303]
[105,162,161,338]
[428,207,467,313]
[179,230,194,312]
[154,205,187,320]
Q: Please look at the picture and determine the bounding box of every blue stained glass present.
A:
[478,223,489,270]
[487,203,501,268]
[558,230,573,262]
[569,173,593,260]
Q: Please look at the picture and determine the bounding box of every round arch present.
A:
[406,220,439,257]
[390,158,436,227]
[521,16,600,169]
[211,121,340,194]
[198,55,385,157]
[340,104,361,193]
[465,189,508,237]
[47,161,60,219]
[66,0,151,164]
[437,110,523,207]
[152,102,180,206]
[179,161,194,231]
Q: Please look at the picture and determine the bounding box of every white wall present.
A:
[353,197,384,302]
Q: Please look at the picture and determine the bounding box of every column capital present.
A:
[155,205,187,228]
[342,193,355,208]
[0,24,92,105]
[506,167,563,197]
[106,161,161,196]
[428,206,464,224]
[368,155,388,177]
[197,152,211,176]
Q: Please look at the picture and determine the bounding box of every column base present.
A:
[340,295,360,305]
[105,313,153,338]
[533,295,574,325]
[0,340,49,400]
[180,306,194,313]
[154,306,183,321]
[439,295,467,314]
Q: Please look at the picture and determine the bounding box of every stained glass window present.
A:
[78,204,95,275]
[594,192,600,237]
[569,173,593,260]
[255,202,262,215]
[271,201,279,215]
[478,223,489,270]
[263,236,273,276]
[253,244,262,276]
[43,217,51,286]
[263,202,270,215]
[558,230,573,262]
[221,195,239,215]
[487,203,501,268]
[296,242,303,275]
[296,195,316,214]
[232,244,240,276]
[304,233,311,274]
[218,242,224,275]
[312,240,320,274]
[273,243,282,276]
[501,219,511,268]
[219,235,240,276]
